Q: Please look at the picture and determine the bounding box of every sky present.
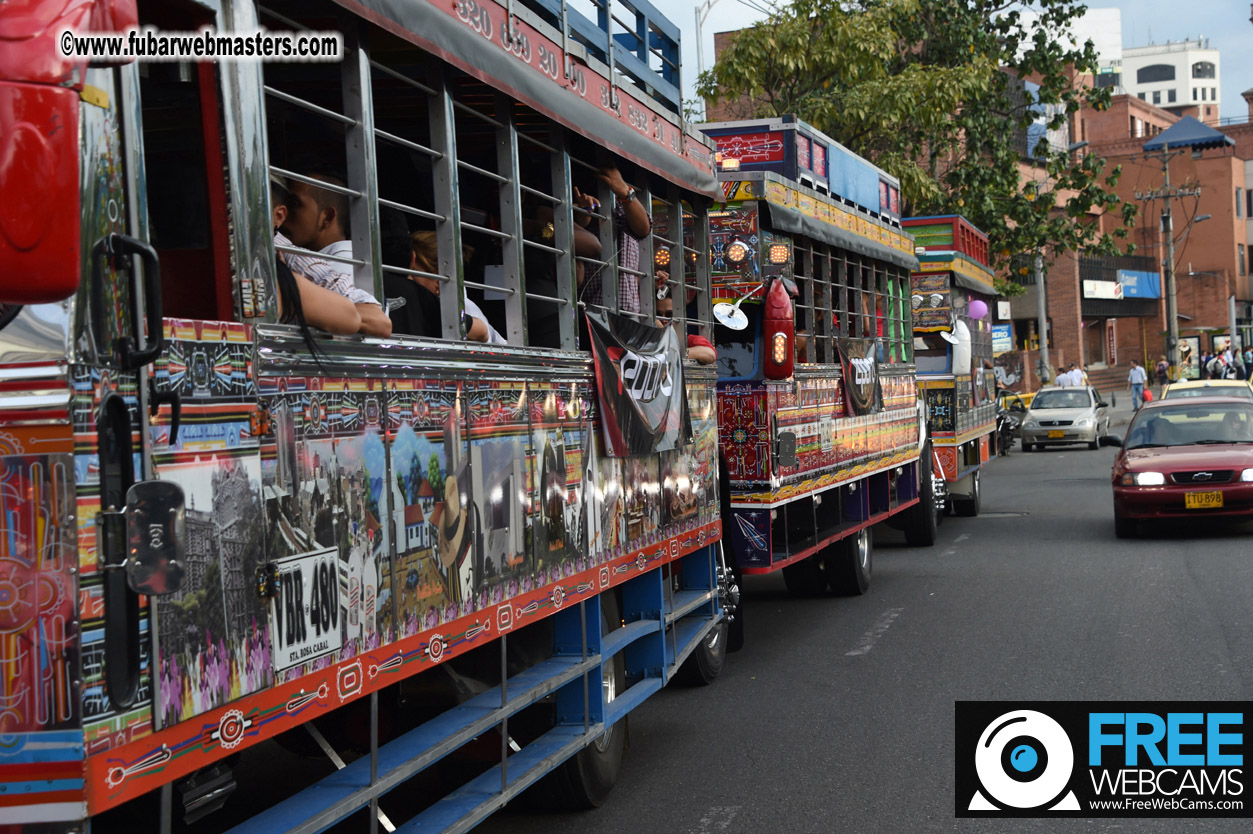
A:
[649,0,1252,122]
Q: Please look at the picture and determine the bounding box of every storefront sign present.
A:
[992,325,1013,355]
[1082,280,1122,300]
[1117,269,1161,299]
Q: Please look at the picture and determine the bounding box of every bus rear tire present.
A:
[903,444,938,547]
[952,470,981,517]
[538,591,626,808]
[826,527,872,596]
[676,617,727,685]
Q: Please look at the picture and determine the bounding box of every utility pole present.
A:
[1136,151,1202,381]
[1034,252,1050,383]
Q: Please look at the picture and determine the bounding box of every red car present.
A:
[1111,396,1253,538]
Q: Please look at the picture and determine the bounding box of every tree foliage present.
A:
[698,0,1137,290]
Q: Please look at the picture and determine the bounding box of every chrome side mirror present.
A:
[124,481,186,595]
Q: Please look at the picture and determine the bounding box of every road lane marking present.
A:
[955,534,969,543]
[691,806,742,832]
[845,607,904,656]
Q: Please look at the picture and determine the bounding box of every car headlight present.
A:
[1241,469,1253,482]
[1121,471,1166,486]
[1076,418,1094,429]
[1023,420,1038,429]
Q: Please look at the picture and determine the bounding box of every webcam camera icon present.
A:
[969,709,1080,812]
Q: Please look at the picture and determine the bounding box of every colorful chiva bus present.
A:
[695,117,942,605]
[904,215,998,516]
[0,0,728,829]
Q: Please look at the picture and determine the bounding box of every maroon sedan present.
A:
[1112,396,1253,538]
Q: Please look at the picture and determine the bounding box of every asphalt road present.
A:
[478,440,1253,834]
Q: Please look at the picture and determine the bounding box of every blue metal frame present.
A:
[224,545,721,834]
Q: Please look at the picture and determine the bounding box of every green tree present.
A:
[699,0,1136,287]
[427,453,445,504]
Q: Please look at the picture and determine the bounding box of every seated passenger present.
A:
[278,173,392,338]
[412,232,505,345]
[656,272,715,365]
[270,176,361,336]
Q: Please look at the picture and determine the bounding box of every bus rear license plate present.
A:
[1185,490,1223,509]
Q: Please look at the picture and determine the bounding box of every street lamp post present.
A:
[694,0,728,119]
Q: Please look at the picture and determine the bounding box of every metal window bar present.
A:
[273,242,366,269]
[263,86,356,126]
[691,199,712,336]
[549,128,578,349]
[341,17,385,308]
[377,197,444,224]
[458,159,510,185]
[460,220,513,240]
[429,66,468,342]
[495,92,527,345]
[368,59,438,98]
[380,263,449,283]
[517,130,557,156]
[523,238,566,256]
[373,128,441,161]
[452,99,504,129]
[270,166,362,200]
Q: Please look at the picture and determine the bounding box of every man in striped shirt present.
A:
[278,174,392,337]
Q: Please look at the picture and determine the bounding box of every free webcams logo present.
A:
[956,702,1250,818]
[967,709,1080,812]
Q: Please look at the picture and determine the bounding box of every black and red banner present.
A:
[837,337,882,415]
[587,310,691,456]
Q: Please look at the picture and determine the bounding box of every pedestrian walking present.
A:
[1155,355,1169,394]
[1128,360,1148,410]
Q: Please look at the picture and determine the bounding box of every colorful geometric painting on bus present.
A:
[0,441,78,736]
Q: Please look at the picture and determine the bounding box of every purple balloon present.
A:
[969,299,989,320]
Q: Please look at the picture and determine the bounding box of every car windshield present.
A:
[1031,390,1091,409]
[1163,385,1253,401]
[1125,403,1253,449]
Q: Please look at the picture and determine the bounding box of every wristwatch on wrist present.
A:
[622,187,637,204]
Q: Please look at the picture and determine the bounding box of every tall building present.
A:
[1121,39,1221,124]
[1070,10,1222,125]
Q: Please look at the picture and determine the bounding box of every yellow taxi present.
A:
[1160,379,1253,402]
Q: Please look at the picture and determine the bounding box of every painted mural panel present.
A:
[150,321,271,728]
[526,381,590,587]
[384,379,460,640]
[259,375,393,684]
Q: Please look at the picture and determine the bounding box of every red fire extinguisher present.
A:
[762,277,794,379]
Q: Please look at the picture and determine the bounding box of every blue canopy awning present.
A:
[1143,115,1235,152]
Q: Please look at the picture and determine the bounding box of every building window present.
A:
[1192,61,1216,79]
[1240,244,1247,278]
[1137,64,1176,84]
[1239,188,1245,219]
[1137,92,1146,101]
[1193,88,1198,101]
[1168,89,1177,103]
[1211,87,1217,101]
[1246,189,1252,219]
[1152,90,1161,105]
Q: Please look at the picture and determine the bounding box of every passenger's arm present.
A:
[292,273,362,335]
[687,344,717,365]
[356,302,393,338]
[465,315,490,343]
